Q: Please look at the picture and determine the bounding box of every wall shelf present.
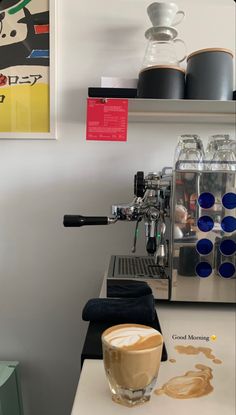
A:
[127,99,236,124]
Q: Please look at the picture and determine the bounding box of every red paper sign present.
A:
[86,98,128,141]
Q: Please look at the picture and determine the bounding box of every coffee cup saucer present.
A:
[145,26,178,40]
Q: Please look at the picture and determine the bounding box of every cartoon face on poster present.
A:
[0,0,50,133]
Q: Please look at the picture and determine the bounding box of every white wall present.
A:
[0,1,235,414]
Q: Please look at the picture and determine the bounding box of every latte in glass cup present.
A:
[102,323,163,407]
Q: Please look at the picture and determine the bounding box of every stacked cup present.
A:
[174,134,205,170]
[205,134,236,171]
[137,2,187,99]
[174,134,236,171]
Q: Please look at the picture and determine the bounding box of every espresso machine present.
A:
[64,165,236,303]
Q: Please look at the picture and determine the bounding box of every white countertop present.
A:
[71,302,236,415]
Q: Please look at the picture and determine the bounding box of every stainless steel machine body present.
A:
[171,164,236,302]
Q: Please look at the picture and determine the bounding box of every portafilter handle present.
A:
[63,215,117,227]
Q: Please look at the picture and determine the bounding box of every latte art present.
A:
[104,326,160,347]
[102,324,163,351]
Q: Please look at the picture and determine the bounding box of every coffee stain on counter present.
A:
[155,364,213,399]
[155,345,223,399]
[175,345,222,364]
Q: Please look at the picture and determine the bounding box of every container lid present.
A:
[187,48,234,61]
[140,65,186,74]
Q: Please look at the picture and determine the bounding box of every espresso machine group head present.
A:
[64,168,172,264]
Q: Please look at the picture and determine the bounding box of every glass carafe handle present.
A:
[173,39,187,63]
[172,10,185,26]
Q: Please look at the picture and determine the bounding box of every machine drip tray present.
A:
[107,255,170,300]
[108,255,167,279]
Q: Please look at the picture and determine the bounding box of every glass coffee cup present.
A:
[205,134,236,171]
[211,145,236,171]
[205,134,232,161]
[174,134,204,170]
[102,323,163,407]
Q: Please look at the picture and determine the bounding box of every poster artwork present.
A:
[0,0,50,132]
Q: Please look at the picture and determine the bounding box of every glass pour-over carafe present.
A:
[141,26,186,70]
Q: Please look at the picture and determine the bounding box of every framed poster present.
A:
[0,0,56,139]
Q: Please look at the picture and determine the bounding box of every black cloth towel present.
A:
[107,280,152,298]
[82,294,156,324]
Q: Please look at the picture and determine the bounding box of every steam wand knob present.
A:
[134,171,145,197]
